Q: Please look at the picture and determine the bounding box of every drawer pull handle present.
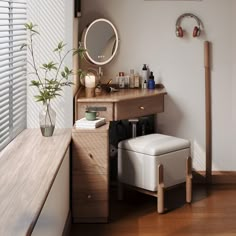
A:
[89,153,93,159]
[87,194,92,199]
[139,106,145,110]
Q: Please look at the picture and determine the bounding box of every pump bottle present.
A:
[148,71,155,89]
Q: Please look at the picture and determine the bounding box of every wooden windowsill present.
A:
[0,129,71,236]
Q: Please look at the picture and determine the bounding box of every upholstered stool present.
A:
[117,133,192,213]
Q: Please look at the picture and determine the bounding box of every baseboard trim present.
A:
[62,211,71,236]
[193,171,236,184]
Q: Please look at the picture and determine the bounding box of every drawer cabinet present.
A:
[72,125,109,223]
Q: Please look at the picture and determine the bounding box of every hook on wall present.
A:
[175,13,203,38]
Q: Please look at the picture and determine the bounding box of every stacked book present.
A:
[75,117,106,129]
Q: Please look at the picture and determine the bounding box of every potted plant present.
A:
[22,23,85,136]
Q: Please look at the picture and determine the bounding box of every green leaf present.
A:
[54,93,62,97]
[30,80,40,87]
[24,22,39,34]
[34,95,45,103]
[73,47,86,57]
[54,41,66,51]
[61,71,66,78]
[41,62,58,71]
[65,66,69,74]
[31,29,40,35]
[20,43,27,50]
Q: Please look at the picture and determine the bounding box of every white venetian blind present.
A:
[0,0,27,151]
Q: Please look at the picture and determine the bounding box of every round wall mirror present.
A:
[82,18,119,66]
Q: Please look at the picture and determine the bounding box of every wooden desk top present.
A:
[0,129,71,236]
[77,87,167,103]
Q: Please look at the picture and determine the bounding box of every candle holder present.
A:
[85,87,95,97]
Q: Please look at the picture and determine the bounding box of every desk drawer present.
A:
[72,173,108,195]
[77,102,113,121]
[72,199,108,222]
[72,173,108,222]
[114,94,164,120]
[72,132,108,174]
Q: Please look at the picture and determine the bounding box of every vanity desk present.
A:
[72,87,167,223]
[75,87,166,121]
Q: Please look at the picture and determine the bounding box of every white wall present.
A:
[27,0,74,128]
[81,0,235,171]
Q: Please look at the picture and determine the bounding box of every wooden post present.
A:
[157,164,164,213]
[186,156,192,203]
[204,41,212,184]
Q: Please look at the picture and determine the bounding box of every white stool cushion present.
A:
[118,133,190,156]
[118,134,190,191]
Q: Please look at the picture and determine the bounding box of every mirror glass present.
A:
[82,18,119,65]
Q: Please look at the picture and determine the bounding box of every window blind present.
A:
[0,0,27,151]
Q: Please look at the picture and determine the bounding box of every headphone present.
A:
[175,13,202,38]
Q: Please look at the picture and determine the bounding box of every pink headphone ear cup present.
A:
[193,26,200,37]
[176,27,184,37]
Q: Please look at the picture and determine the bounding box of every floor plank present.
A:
[70,184,236,236]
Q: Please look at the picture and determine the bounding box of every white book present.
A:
[75,117,106,129]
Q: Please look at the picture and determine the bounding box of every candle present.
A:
[85,74,96,88]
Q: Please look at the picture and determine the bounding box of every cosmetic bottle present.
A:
[143,80,147,89]
[148,71,155,89]
[134,73,140,88]
[118,72,125,88]
[142,64,148,88]
[125,75,129,88]
[129,69,135,88]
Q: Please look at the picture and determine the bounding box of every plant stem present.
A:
[45,102,53,127]
[55,49,73,82]
[28,31,45,90]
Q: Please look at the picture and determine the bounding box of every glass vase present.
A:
[39,102,56,137]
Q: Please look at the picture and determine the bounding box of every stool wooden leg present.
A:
[186,156,192,203]
[157,164,165,213]
[118,182,124,201]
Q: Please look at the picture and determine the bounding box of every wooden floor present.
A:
[70,184,236,236]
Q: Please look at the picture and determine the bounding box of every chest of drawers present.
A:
[72,125,109,223]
